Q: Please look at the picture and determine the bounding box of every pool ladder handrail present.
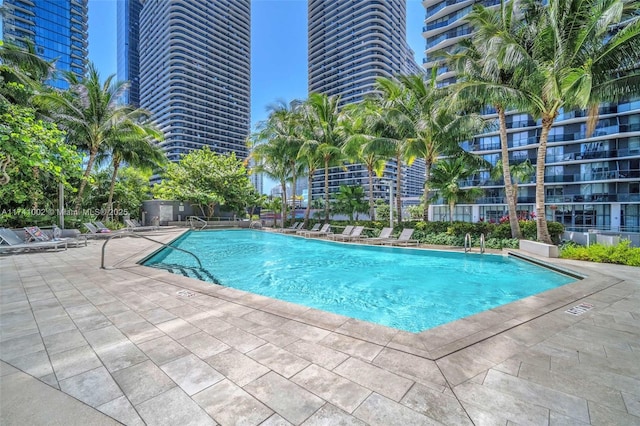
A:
[100,232,202,270]
[188,216,208,230]
[464,233,486,254]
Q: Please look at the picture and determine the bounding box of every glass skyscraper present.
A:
[422,0,640,232]
[137,0,251,163]
[117,0,142,106]
[308,0,425,211]
[1,0,88,89]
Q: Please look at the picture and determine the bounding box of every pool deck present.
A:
[1,228,639,425]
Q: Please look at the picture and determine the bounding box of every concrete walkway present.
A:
[0,229,638,425]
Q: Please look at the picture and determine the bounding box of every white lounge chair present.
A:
[296,223,320,234]
[364,227,394,244]
[382,228,419,246]
[24,225,86,248]
[301,223,331,238]
[328,225,354,240]
[332,225,365,242]
[125,219,159,231]
[0,228,67,253]
[279,222,303,233]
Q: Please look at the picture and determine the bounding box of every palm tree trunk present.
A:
[324,158,330,223]
[75,149,97,211]
[422,159,431,222]
[367,166,375,220]
[290,168,297,221]
[280,179,287,228]
[304,171,314,227]
[535,115,553,244]
[498,106,521,239]
[449,201,455,223]
[106,160,120,222]
[395,154,402,223]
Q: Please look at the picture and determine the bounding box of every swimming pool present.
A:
[143,230,576,332]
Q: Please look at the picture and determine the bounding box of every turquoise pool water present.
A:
[143,230,576,332]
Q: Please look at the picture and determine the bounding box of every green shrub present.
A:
[560,239,640,266]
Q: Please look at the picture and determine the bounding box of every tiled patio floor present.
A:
[1,229,638,425]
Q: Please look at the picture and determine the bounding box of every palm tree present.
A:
[340,100,387,220]
[98,117,165,220]
[304,93,344,223]
[37,62,151,210]
[445,0,530,238]
[431,157,483,223]
[491,159,535,219]
[333,185,369,222]
[0,41,53,105]
[401,74,486,221]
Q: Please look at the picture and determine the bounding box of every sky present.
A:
[87,0,427,130]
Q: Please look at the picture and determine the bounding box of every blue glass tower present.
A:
[117,0,141,106]
[1,0,88,89]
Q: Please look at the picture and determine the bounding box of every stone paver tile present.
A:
[98,396,145,426]
[242,310,289,328]
[205,348,269,387]
[73,313,112,332]
[119,320,164,344]
[549,411,590,425]
[247,343,310,378]
[0,360,19,377]
[42,329,87,355]
[335,319,398,346]
[334,357,413,402]
[401,383,473,426]
[59,366,123,407]
[4,350,53,378]
[292,364,371,413]
[137,386,216,426]
[463,404,510,426]
[38,316,79,337]
[0,321,39,342]
[112,359,176,405]
[107,310,145,327]
[319,333,382,362]
[137,335,190,365]
[454,381,549,426]
[83,325,129,352]
[298,308,348,330]
[518,361,627,412]
[373,347,447,390]
[622,392,640,417]
[193,379,273,426]
[0,332,44,359]
[259,414,293,426]
[96,300,131,316]
[50,345,102,380]
[472,334,530,364]
[66,304,102,319]
[436,347,495,386]
[244,371,325,425]
[0,309,34,326]
[484,369,590,423]
[285,340,349,370]
[156,318,200,339]
[248,326,300,347]
[550,357,640,396]
[588,400,640,426]
[139,307,178,324]
[177,331,230,359]
[280,320,331,343]
[97,341,148,372]
[160,354,224,396]
[301,403,367,426]
[353,393,442,426]
[212,327,267,353]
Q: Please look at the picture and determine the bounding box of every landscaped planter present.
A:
[519,240,559,258]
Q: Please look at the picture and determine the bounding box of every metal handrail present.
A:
[188,216,208,230]
[100,232,202,270]
[480,233,485,254]
[464,233,472,253]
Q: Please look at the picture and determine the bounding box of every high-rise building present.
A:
[117,0,142,106]
[308,0,425,213]
[422,0,640,232]
[1,0,88,89]
[138,0,251,162]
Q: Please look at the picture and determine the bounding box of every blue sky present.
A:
[88,0,426,129]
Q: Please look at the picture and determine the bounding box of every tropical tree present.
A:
[304,93,344,223]
[340,100,387,220]
[98,117,165,220]
[401,74,487,221]
[491,159,535,219]
[37,62,158,210]
[332,185,369,222]
[430,157,483,223]
[0,40,54,105]
[263,196,282,227]
[153,148,254,220]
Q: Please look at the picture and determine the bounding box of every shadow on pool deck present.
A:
[1,228,638,425]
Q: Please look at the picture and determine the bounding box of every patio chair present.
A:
[332,225,365,242]
[83,223,125,239]
[382,228,419,246]
[0,228,67,253]
[24,225,86,248]
[279,222,303,233]
[329,225,358,241]
[296,223,320,234]
[125,219,159,232]
[363,227,394,244]
[94,221,112,232]
[301,223,331,238]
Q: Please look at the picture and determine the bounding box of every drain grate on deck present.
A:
[565,302,594,316]
[176,289,196,298]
